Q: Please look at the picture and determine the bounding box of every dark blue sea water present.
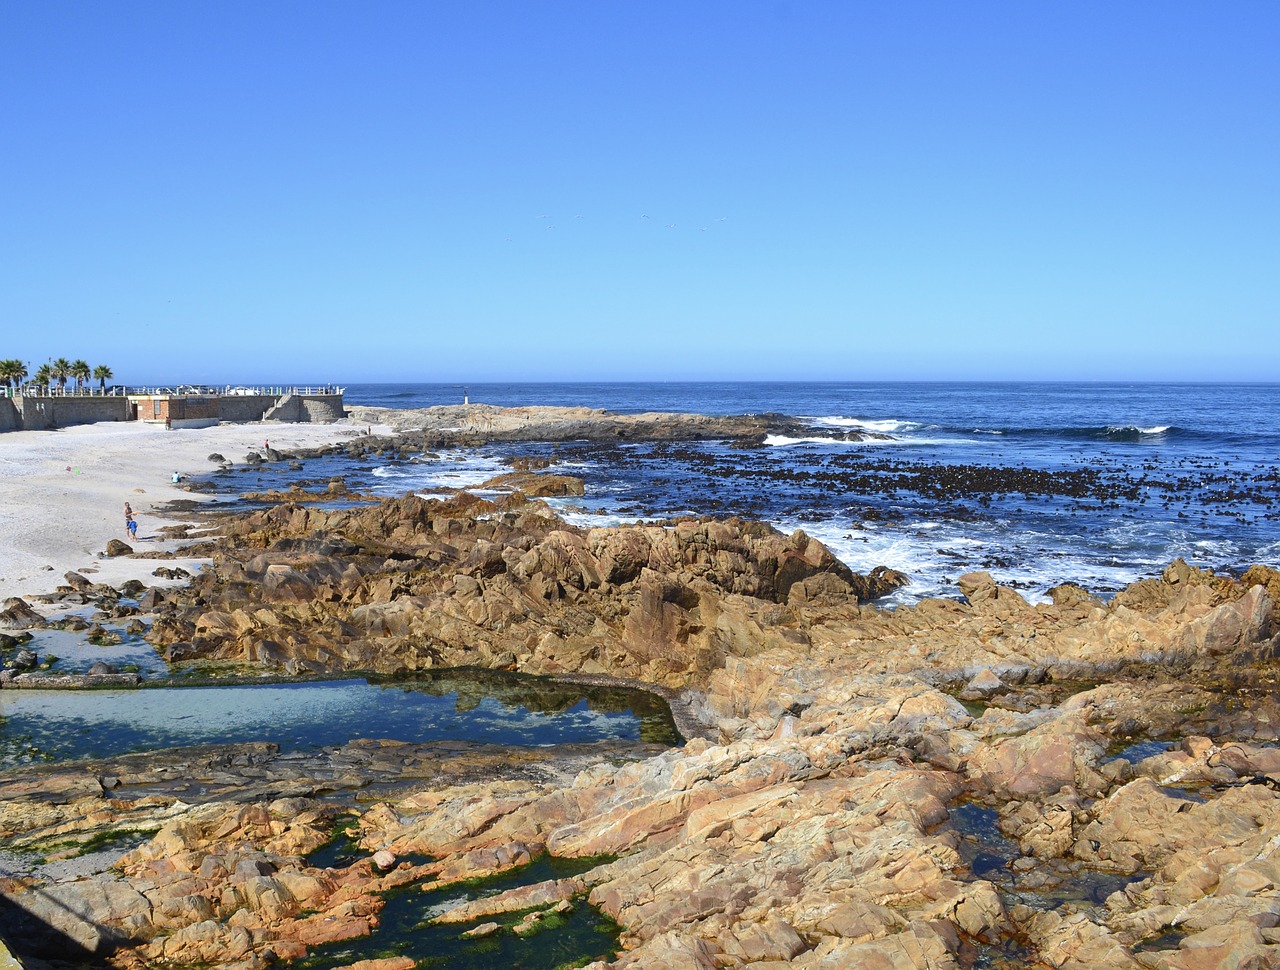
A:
[252,382,1280,604]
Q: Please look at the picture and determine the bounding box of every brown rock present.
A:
[959,668,1006,701]
[0,598,46,630]
[476,471,586,497]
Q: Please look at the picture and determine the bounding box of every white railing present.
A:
[2,385,125,397]
[4,384,344,398]
[124,385,345,397]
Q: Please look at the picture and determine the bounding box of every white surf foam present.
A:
[805,416,921,434]
[788,515,1168,608]
[764,434,978,448]
[1106,424,1171,436]
[369,450,509,493]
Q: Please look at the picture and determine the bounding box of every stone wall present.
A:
[0,392,344,432]
[260,394,345,423]
[216,395,277,422]
[300,394,345,422]
[13,396,130,430]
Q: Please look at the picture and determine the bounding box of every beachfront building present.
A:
[131,393,221,429]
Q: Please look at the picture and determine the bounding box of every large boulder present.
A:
[475,471,586,497]
[0,598,46,630]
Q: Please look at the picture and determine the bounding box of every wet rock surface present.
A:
[3,468,1280,967]
[0,738,661,967]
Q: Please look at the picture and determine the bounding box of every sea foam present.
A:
[806,416,921,434]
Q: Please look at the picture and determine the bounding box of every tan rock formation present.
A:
[5,483,1280,968]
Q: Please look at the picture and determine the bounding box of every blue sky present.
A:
[2,2,1276,384]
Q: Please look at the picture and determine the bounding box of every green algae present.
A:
[293,853,621,970]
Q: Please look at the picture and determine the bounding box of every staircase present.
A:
[262,393,298,421]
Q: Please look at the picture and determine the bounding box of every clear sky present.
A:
[2,2,1276,384]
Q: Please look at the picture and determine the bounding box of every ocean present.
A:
[231,382,1280,606]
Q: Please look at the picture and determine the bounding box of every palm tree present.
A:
[34,363,53,394]
[0,359,26,390]
[70,359,90,394]
[51,358,72,394]
[93,364,114,393]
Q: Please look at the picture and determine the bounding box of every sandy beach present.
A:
[0,420,386,605]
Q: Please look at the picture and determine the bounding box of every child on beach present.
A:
[127,517,138,540]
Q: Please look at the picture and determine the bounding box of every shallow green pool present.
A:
[0,669,680,767]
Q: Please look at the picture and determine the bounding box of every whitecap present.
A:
[1253,539,1280,562]
[805,416,920,434]
[763,434,978,448]
[1105,424,1170,436]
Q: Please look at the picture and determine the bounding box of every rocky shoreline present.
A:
[341,402,886,445]
[3,418,1280,969]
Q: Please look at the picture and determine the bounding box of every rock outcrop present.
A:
[341,403,861,444]
[4,480,1280,968]
[145,493,907,689]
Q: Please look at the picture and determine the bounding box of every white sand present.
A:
[0,420,390,605]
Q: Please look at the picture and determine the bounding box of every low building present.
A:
[131,394,221,428]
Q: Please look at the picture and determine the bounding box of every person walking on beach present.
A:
[123,502,134,535]
[127,516,138,541]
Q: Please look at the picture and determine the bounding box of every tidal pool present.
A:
[294,852,621,970]
[5,623,165,676]
[947,800,1147,914]
[0,671,679,767]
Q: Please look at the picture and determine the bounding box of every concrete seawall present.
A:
[0,398,18,432]
[0,393,345,432]
[7,395,131,430]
